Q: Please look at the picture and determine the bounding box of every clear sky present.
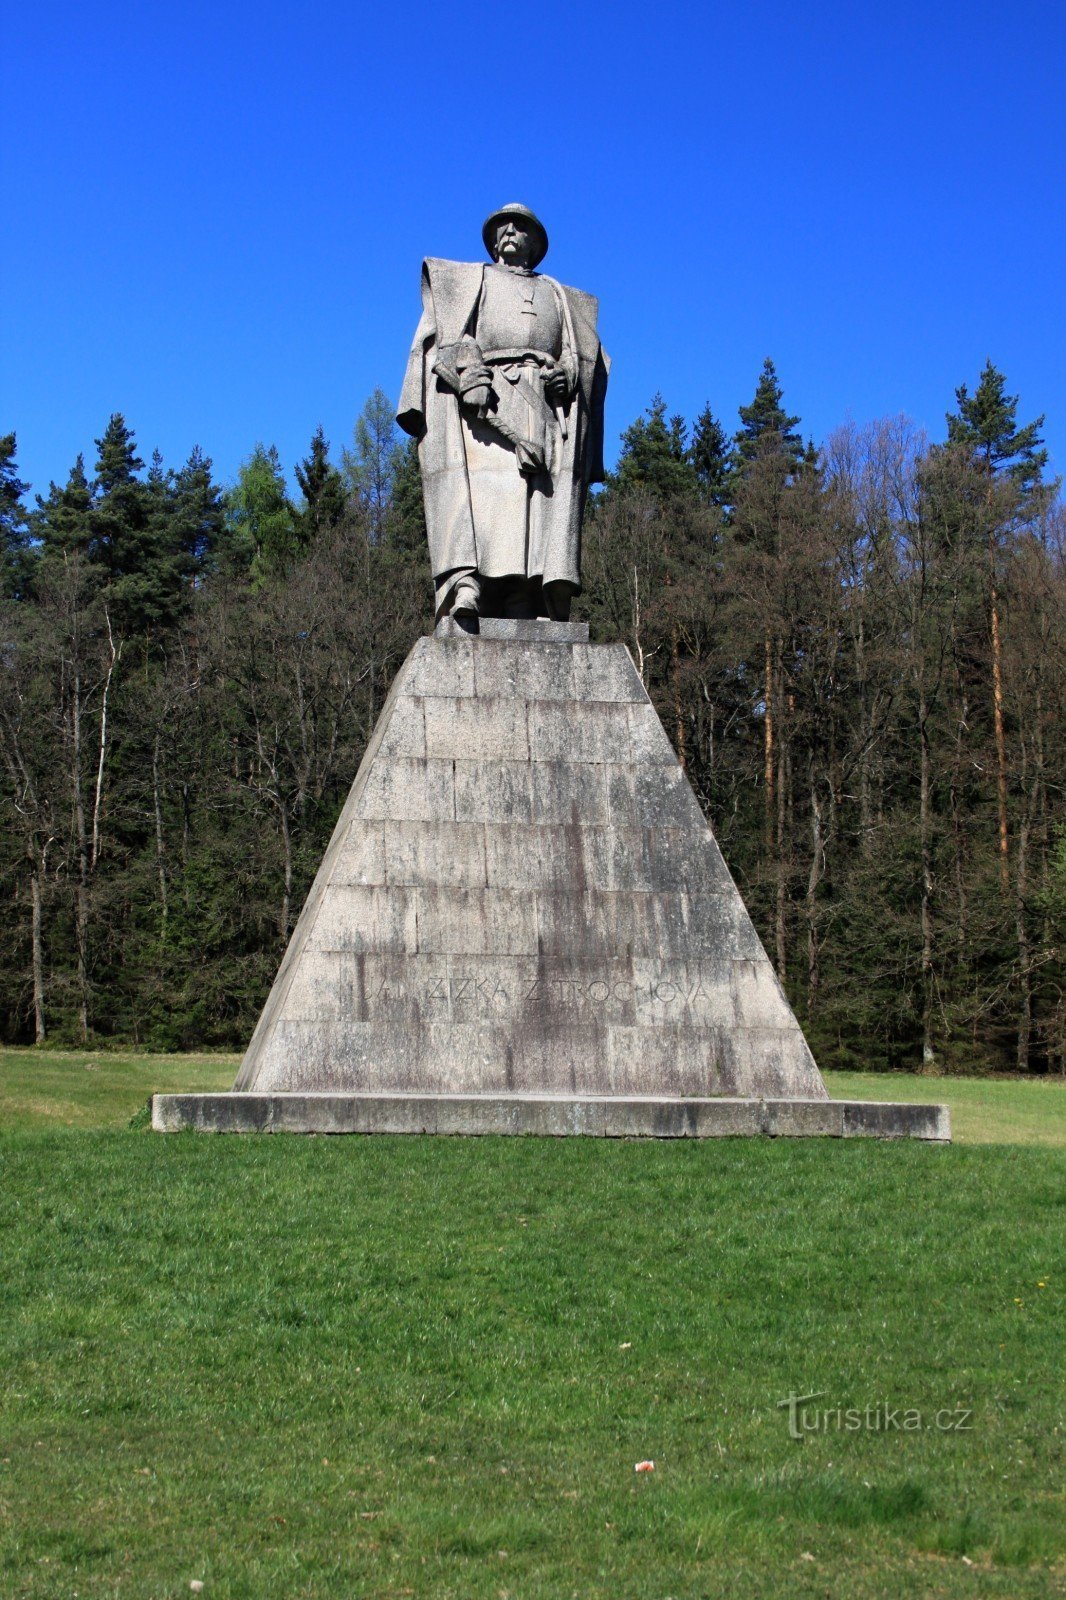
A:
[6,0,1065,500]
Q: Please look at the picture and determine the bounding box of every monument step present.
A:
[152,1091,949,1140]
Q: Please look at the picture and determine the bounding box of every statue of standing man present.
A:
[397,205,609,622]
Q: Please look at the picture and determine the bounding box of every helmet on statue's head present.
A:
[482,203,549,269]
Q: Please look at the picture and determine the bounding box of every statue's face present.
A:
[494,218,536,268]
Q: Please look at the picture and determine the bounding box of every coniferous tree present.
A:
[294,426,346,542]
[946,360,1049,499]
[31,455,94,564]
[729,359,804,491]
[170,446,224,577]
[0,434,32,598]
[343,390,403,541]
[386,437,428,556]
[223,444,301,580]
[690,405,730,508]
[90,415,189,630]
[613,394,698,500]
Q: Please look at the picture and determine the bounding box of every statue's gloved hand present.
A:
[543,367,571,404]
[515,439,547,475]
[458,364,495,419]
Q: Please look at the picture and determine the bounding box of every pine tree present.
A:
[729,359,804,490]
[0,433,32,597]
[294,426,346,541]
[690,405,730,507]
[613,394,698,501]
[946,360,1049,499]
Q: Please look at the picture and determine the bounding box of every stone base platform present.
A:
[152,1092,950,1141]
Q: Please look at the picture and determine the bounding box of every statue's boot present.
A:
[542,580,573,621]
[450,576,480,617]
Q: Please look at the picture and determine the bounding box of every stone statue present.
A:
[397,204,609,622]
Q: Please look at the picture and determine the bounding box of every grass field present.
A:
[0,1050,1063,1597]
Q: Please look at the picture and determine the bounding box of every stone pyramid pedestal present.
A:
[154,622,948,1140]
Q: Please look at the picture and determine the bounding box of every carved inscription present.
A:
[402,973,719,1010]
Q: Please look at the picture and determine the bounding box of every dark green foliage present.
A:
[294,425,346,541]
[612,393,699,501]
[690,403,730,506]
[387,436,428,555]
[30,453,93,563]
[946,359,1049,497]
[0,386,1062,1076]
[729,357,804,489]
[0,433,31,598]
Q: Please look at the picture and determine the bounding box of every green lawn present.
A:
[0,1052,1062,1597]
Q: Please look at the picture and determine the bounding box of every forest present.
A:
[1,359,1063,1074]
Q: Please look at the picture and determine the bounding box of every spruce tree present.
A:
[387,437,428,555]
[690,404,730,507]
[91,415,186,630]
[613,394,698,501]
[0,433,32,597]
[170,447,224,577]
[729,359,804,490]
[294,426,346,541]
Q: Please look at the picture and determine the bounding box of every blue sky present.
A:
[6,0,1065,500]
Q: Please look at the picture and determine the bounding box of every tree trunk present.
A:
[806,775,823,1014]
[152,732,169,932]
[988,540,1010,892]
[774,652,787,981]
[919,692,935,1070]
[30,853,46,1044]
[763,635,774,848]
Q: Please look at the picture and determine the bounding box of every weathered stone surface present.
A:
[196,631,947,1139]
[436,617,590,643]
[154,1093,950,1140]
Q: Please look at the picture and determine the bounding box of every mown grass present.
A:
[0,1051,1063,1597]
[2,1046,1064,1144]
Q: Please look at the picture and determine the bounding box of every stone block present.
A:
[356,758,455,823]
[383,820,487,889]
[435,617,589,643]
[306,884,418,955]
[842,1100,951,1141]
[483,823,584,891]
[628,702,677,762]
[527,699,632,762]
[606,763,707,829]
[530,761,611,825]
[402,637,475,699]
[328,822,387,887]
[377,698,426,758]
[415,887,539,955]
[571,644,646,703]
[472,640,577,702]
[647,826,734,893]
[424,695,528,761]
[764,1098,844,1137]
[453,760,533,823]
